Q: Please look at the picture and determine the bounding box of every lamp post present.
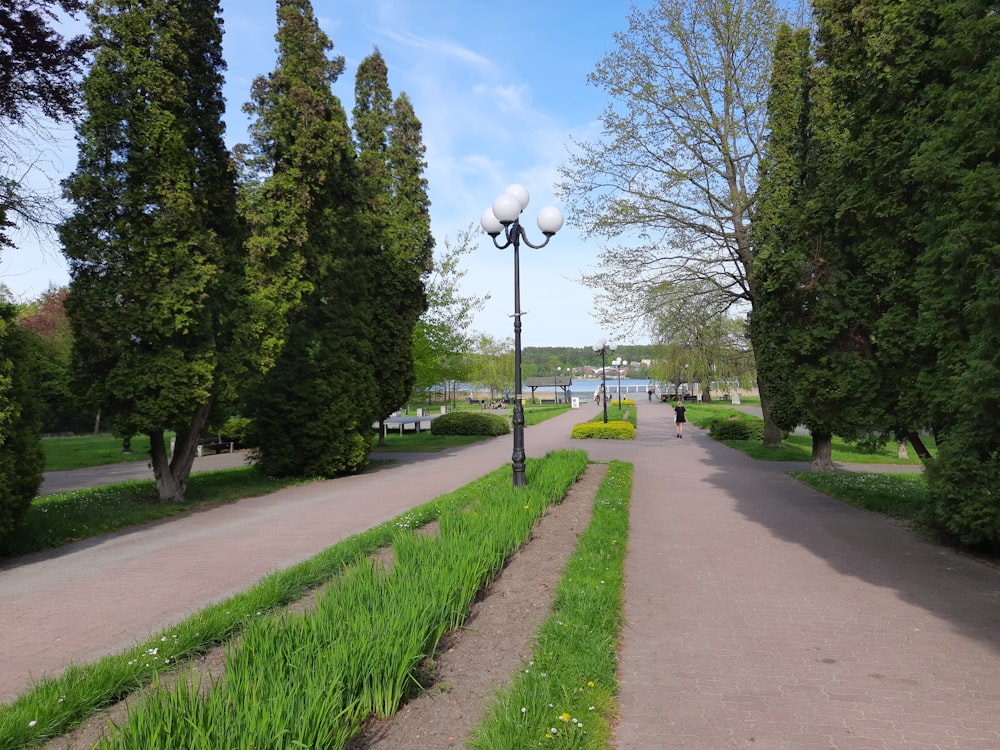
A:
[612,357,628,407]
[554,366,562,404]
[481,184,564,487]
[593,338,616,423]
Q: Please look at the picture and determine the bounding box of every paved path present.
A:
[5,402,1000,749]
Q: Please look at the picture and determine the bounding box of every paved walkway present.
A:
[4,403,1000,748]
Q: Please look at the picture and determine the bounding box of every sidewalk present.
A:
[4,402,999,748]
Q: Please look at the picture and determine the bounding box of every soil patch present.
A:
[46,464,606,749]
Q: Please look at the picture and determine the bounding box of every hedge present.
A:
[571,420,635,440]
[430,412,510,437]
[709,417,765,441]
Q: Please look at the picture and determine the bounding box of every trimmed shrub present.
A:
[431,411,510,437]
[710,417,765,441]
[571,420,635,440]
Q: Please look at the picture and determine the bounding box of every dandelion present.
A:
[521,707,527,713]
[560,712,570,723]
[587,681,595,687]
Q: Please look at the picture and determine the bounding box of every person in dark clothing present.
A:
[674,401,687,438]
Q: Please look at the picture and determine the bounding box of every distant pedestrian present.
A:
[674,401,687,438]
[647,386,654,401]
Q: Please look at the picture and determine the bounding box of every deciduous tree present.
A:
[559,0,785,441]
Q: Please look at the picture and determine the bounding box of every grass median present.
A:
[0,450,591,750]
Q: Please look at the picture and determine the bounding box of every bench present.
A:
[197,434,236,457]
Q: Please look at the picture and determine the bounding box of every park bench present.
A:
[197,433,236,457]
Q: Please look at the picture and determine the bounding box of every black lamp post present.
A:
[481,184,564,487]
[612,357,628,407]
[593,338,616,423]
[554,366,562,404]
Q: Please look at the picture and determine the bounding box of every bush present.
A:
[710,417,765,441]
[0,306,45,548]
[220,417,253,447]
[431,411,510,437]
[571,420,635,440]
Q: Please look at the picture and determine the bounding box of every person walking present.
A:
[674,400,687,438]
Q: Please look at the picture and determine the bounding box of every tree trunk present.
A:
[905,431,933,464]
[148,402,213,502]
[377,419,386,446]
[811,431,835,472]
[92,408,101,436]
[756,376,783,447]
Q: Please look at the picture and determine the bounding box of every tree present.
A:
[558,0,786,441]
[59,0,244,502]
[647,280,756,402]
[239,0,376,477]
[1,0,89,250]
[352,49,433,430]
[412,227,486,395]
[467,335,514,402]
[17,285,89,432]
[811,0,999,542]
[0,302,44,549]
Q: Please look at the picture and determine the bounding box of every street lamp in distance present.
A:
[593,338,616,424]
[481,184,564,488]
[612,357,628,407]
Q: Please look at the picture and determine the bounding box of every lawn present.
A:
[42,433,172,472]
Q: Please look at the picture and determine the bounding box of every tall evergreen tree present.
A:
[240,0,376,477]
[810,0,998,540]
[352,50,432,432]
[59,0,244,502]
[0,303,44,548]
[751,23,885,471]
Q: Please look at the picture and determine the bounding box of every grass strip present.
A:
[0,454,584,750]
[42,434,174,472]
[6,467,313,557]
[792,471,929,520]
[91,450,588,749]
[470,460,631,749]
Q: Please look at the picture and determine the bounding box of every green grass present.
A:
[523,404,572,426]
[4,467,312,558]
[0,451,589,750]
[470,461,630,749]
[719,433,928,465]
[42,433,174,472]
[792,472,929,520]
[371,431,487,452]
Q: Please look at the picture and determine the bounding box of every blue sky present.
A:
[6,0,650,347]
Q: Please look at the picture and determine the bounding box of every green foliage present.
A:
[430,411,510,437]
[353,49,433,421]
[87,452,587,749]
[571,421,635,440]
[922,429,1000,552]
[710,417,765,441]
[218,417,252,445]
[0,305,44,546]
[240,0,377,479]
[58,0,244,500]
[471,461,632,749]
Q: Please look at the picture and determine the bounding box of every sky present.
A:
[4,0,652,348]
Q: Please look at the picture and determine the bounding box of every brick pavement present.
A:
[4,401,1000,749]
